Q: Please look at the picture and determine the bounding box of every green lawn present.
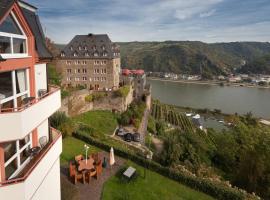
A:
[60,137,101,165]
[72,110,119,136]
[102,162,215,200]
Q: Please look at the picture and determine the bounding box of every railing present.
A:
[0,127,61,187]
[0,85,60,113]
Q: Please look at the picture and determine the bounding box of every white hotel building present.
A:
[0,0,62,199]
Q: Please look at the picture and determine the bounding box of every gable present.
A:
[0,14,23,35]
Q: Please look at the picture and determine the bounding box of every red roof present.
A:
[122,69,145,76]
[122,69,131,75]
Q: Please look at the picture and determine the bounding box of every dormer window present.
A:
[73,52,78,57]
[70,46,73,51]
[92,45,97,50]
[61,52,65,57]
[78,46,82,50]
[102,51,108,57]
[84,46,87,50]
[85,52,89,56]
[94,51,99,57]
[101,45,105,50]
[0,13,27,58]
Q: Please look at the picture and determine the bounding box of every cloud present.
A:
[200,9,216,18]
[27,0,270,43]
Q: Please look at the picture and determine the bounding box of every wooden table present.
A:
[123,166,136,179]
[78,158,94,171]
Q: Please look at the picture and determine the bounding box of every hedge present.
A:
[73,132,251,200]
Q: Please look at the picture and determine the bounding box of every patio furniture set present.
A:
[69,153,103,185]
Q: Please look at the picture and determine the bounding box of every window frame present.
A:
[4,133,32,179]
[0,69,30,110]
[0,12,28,59]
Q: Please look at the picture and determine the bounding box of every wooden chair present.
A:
[95,160,102,179]
[69,161,85,184]
[85,168,97,184]
[90,153,99,163]
[75,155,84,163]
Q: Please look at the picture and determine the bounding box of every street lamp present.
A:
[84,144,89,164]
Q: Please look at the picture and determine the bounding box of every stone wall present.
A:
[59,86,134,117]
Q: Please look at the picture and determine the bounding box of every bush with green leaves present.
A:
[114,85,130,98]
[85,94,93,102]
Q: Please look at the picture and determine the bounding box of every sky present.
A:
[27,0,270,44]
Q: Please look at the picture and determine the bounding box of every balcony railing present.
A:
[0,127,61,187]
[0,85,60,113]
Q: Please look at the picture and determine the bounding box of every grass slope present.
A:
[72,110,119,136]
[102,162,215,200]
[60,137,101,165]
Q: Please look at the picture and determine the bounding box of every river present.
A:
[148,79,270,119]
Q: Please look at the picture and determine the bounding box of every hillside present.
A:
[51,41,270,76]
[238,53,270,74]
[118,41,270,75]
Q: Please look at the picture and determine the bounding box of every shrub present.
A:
[114,86,130,98]
[61,90,70,99]
[85,94,93,102]
[49,111,68,129]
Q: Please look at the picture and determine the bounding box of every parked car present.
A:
[117,128,125,137]
[133,132,140,142]
[124,133,133,142]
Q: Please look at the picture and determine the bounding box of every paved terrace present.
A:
[61,152,125,200]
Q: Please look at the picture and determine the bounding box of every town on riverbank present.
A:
[147,72,270,89]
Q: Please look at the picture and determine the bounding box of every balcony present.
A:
[0,86,61,142]
[0,128,62,200]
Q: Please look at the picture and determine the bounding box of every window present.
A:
[101,60,107,65]
[3,134,32,179]
[82,69,87,74]
[84,46,87,50]
[67,69,72,73]
[94,69,100,74]
[75,77,80,81]
[0,36,11,53]
[66,61,72,65]
[94,60,100,65]
[67,77,71,81]
[0,69,29,111]
[78,46,82,50]
[75,60,80,65]
[82,61,87,65]
[82,77,87,81]
[77,69,81,73]
[102,52,107,57]
[85,52,89,56]
[70,46,73,51]
[0,13,27,58]
[94,51,99,57]
[101,69,107,74]
[73,52,78,57]
[61,52,65,57]
[13,38,26,53]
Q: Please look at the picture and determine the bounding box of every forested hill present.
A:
[118,41,270,76]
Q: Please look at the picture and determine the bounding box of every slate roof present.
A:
[0,0,14,21]
[60,34,120,59]
[0,0,52,60]
[20,6,52,59]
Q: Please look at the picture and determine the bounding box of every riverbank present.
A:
[147,77,270,89]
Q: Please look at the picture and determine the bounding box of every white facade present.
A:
[0,88,61,142]
[34,63,48,97]
[0,135,62,200]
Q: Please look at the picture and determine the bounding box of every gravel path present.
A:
[61,151,125,200]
